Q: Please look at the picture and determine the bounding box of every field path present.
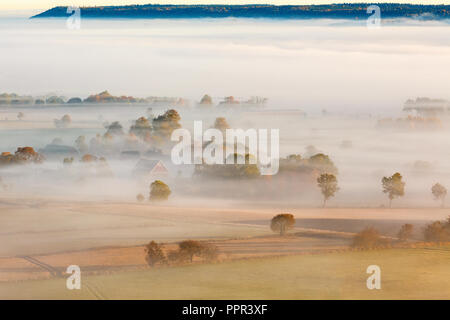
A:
[20,256,61,278]
[19,255,107,300]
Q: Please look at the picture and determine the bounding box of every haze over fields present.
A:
[1,18,449,113]
[0,12,449,299]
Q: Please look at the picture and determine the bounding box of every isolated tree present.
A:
[149,180,171,201]
[199,94,213,106]
[431,183,447,208]
[145,241,166,266]
[397,224,414,242]
[270,213,295,236]
[317,173,339,207]
[382,173,405,208]
[213,117,230,132]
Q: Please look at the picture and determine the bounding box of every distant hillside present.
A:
[31,4,450,20]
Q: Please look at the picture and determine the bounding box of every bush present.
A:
[168,240,219,264]
[352,227,390,249]
[136,193,145,202]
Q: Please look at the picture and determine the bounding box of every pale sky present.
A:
[1,0,449,11]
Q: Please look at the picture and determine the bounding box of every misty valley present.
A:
[0,12,449,300]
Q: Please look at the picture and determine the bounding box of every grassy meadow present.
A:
[1,246,449,300]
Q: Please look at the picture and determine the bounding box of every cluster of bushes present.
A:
[424,217,450,242]
[74,109,181,156]
[145,240,219,267]
[352,227,392,249]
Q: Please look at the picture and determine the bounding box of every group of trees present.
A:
[62,154,114,178]
[280,153,338,175]
[381,172,448,208]
[34,4,450,20]
[315,169,447,208]
[0,147,44,167]
[73,109,181,156]
[270,211,450,245]
[145,240,219,267]
[194,153,261,179]
[351,217,450,249]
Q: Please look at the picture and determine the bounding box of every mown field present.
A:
[1,246,449,300]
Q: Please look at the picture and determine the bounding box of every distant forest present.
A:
[31,4,450,20]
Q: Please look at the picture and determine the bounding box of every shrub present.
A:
[352,227,390,249]
[168,240,219,264]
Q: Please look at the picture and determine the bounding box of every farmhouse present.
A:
[133,159,169,180]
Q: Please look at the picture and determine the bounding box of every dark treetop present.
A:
[31,4,450,20]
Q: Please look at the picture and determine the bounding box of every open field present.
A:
[1,196,449,299]
[0,234,351,281]
[1,246,449,299]
[1,195,448,257]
